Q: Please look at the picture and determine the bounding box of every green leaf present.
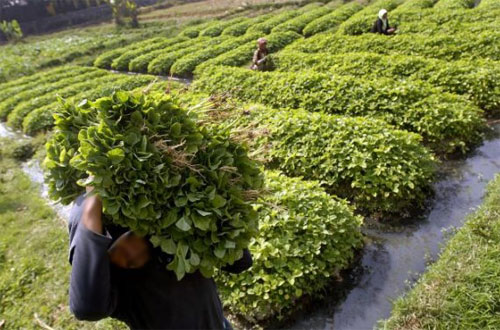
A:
[160,239,177,254]
[212,194,227,208]
[107,148,125,164]
[175,216,191,231]
[214,247,226,259]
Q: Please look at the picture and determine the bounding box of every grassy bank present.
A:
[381,174,500,329]
[0,142,126,329]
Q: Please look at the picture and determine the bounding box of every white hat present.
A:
[379,9,388,20]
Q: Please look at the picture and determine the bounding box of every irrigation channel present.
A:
[1,122,500,329]
[291,123,500,330]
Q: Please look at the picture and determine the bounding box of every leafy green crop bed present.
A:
[218,170,363,322]
[214,103,436,215]
[272,51,500,115]
[194,66,485,155]
[0,21,181,83]
[0,66,157,135]
[288,31,500,61]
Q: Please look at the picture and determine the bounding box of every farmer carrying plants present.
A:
[68,188,252,329]
[251,37,268,71]
[44,91,263,329]
[372,9,397,35]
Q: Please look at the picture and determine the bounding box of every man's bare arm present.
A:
[82,193,103,234]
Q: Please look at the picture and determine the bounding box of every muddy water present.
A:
[291,124,500,330]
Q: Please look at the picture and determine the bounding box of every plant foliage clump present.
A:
[217,171,363,321]
[44,91,263,280]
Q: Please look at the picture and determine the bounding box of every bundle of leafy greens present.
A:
[44,91,263,279]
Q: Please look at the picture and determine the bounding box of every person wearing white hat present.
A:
[371,9,397,35]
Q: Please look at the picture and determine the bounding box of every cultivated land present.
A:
[0,0,499,328]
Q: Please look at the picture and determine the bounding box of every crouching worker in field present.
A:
[372,9,397,35]
[67,189,252,329]
[251,37,268,71]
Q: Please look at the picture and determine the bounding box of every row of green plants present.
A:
[392,5,500,26]
[180,20,218,38]
[395,18,500,36]
[434,0,476,9]
[271,4,335,34]
[170,32,262,77]
[7,73,123,130]
[271,51,500,115]
[130,37,211,74]
[0,65,157,135]
[0,68,108,121]
[110,36,192,71]
[94,36,169,68]
[391,0,437,11]
[193,66,485,155]
[194,31,303,74]
[246,7,306,34]
[330,0,499,36]
[288,30,500,61]
[221,14,273,37]
[302,1,364,36]
[336,0,405,35]
[478,0,500,8]
[200,17,249,37]
[215,103,437,215]
[0,21,180,83]
[218,170,363,321]
[147,37,230,75]
[0,66,95,105]
[22,75,160,136]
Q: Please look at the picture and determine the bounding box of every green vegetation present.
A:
[45,91,263,280]
[0,0,499,327]
[0,141,125,329]
[221,14,272,36]
[302,2,364,36]
[194,31,302,73]
[434,0,476,10]
[216,104,436,214]
[147,37,227,75]
[0,21,180,83]
[218,170,363,321]
[22,74,156,135]
[271,51,500,114]
[200,17,248,37]
[272,5,335,34]
[289,31,500,61]
[193,66,485,154]
[0,19,23,42]
[382,174,500,329]
[0,67,156,135]
[336,0,405,35]
[170,32,261,77]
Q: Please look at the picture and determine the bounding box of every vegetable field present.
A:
[0,0,499,328]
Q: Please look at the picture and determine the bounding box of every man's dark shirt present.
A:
[371,18,391,35]
[68,195,252,329]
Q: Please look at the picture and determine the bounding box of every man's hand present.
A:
[82,192,103,235]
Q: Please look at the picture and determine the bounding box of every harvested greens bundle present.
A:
[44,91,263,279]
